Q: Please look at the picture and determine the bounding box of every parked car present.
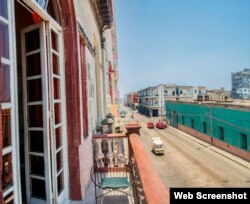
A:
[147,122,154,129]
[156,122,167,129]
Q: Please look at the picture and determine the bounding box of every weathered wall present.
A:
[166,102,250,161]
[74,0,102,65]
[178,124,212,144]
[60,0,95,200]
[65,0,114,200]
[178,124,250,161]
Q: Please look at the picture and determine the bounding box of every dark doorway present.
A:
[15,1,35,202]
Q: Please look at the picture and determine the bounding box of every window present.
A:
[0,0,8,19]
[239,133,247,150]
[2,109,11,148]
[202,122,207,133]
[1,2,16,202]
[191,118,194,128]
[2,153,13,191]
[36,0,49,9]
[0,22,10,59]
[218,126,224,140]
[1,23,11,102]
[80,39,89,138]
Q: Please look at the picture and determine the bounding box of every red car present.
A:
[156,122,167,129]
[147,122,154,129]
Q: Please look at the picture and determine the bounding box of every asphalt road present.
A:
[122,107,250,188]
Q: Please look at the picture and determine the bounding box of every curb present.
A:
[168,126,250,169]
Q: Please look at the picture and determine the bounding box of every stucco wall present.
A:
[166,102,250,153]
[79,137,94,198]
[74,0,102,65]
[103,29,113,63]
[178,124,250,161]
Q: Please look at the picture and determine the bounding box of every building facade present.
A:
[166,101,250,161]
[231,68,250,99]
[110,5,119,105]
[124,92,138,110]
[102,0,119,119]
[206,87,231,101]
[138,84,207,117]
[175,85,206,101]
[138,86,160,117]
[0,0,117,203]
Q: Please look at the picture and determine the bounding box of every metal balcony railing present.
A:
[92,123,169,204]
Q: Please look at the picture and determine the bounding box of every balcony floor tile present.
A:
[81,180,134,204]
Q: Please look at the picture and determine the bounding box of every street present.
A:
[121,106,250,188]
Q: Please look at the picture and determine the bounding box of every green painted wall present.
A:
[166,102,250,152]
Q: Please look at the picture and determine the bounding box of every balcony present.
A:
[97,0,113,28]
[91,123,169,204]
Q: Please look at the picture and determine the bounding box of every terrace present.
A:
[88,123,169,204]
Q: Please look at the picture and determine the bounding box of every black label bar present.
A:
[170,188,250,204]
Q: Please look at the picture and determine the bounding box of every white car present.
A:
[151,137,164,155]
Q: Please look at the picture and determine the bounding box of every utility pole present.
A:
[160,84,164,121]
[209,104,213,136]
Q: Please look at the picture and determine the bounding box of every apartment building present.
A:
[231,68,250,99]
[138,84,206,117]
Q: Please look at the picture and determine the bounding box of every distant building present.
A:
[231,68,250,99]
[138,84,207,117]
[206,87,231,101]
[138,86,160,117]
[125,92,138,109]
[176,85,206,101]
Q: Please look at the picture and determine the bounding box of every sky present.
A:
[114,0,250,97]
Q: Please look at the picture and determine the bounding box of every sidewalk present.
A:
[168,126,250,169]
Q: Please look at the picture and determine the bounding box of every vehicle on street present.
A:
[120,112,126,118]
[119,109,127,118]
[151,137,164,155]
[156,121,167,129]
[147,122,154,129]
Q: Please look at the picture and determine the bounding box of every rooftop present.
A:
[167,99,250,109]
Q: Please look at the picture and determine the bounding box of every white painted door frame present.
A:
[21,21,68,204]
